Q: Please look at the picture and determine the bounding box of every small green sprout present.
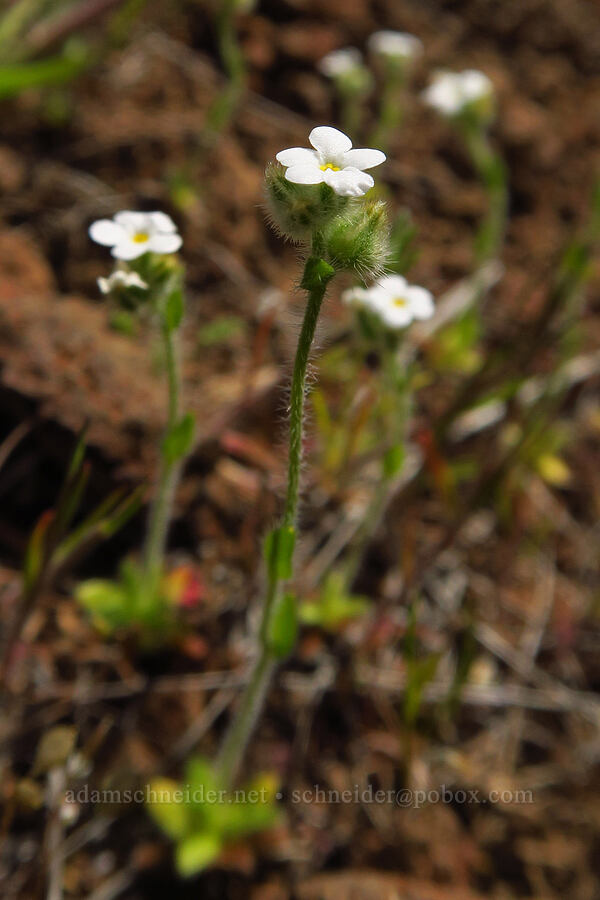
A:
[299,572,370,632]
[147,757,279,877]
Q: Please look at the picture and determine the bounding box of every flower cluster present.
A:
[276,126,385,199]
[89,211,182,260]
[423,69,493,117]
[97,269,148,295]
[343,274,434,330]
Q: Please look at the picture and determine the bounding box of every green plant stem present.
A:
[283,273,329,527]
[370,75,405,152]
[339,88,363,141]
[342,341,411,586]
[462,122,508,263]
[143,322,181,587]
[205,0,245,139]
[217,255,334,788]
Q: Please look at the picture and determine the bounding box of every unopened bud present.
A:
[323,200,390,278]
[264,163,349,243]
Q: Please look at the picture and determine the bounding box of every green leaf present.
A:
[75,579,129,631]
[175,833,222,877]
[383,443,405,478]
[147,777,189,839]
[23,510,54,591]
[300,256,335,291]
[0,48,89,99]
[267,592,298,658]
[163,286,184,331]
[263,525,296,581]
[162,412,195,464]
[299,571,370,631]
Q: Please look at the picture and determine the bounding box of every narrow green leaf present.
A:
[267,592,298,658]
[164,287,184,331]
[162,413,195,464]
[264,525,295,581]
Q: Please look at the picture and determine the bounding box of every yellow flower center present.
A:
[133,232,149,243]
[393,297,408,307]
[320,163,341,172]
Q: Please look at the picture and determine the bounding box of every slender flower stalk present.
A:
[143,318,181,588]
[218,255,334,787]
[461,121,507,263]
[368,31,423,152]
[318,49,373,139]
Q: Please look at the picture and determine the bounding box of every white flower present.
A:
[423,69,493,117]
[89,211,182,260]
[276,126,386,198]
[97,269,148,294]
[343,274,434,329]
[368,31,423,61]
[318,48,363,78]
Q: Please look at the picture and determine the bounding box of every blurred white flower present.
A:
[89,211,182,260]
[343,274,434,329]
[318,47,363,78]
[423,69,493,116]
[368,31,423,61]
[97,269,148,294]
[276,126,385,198]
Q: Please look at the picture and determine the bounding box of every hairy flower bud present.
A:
[264,162,349,242]
[323,200,390,278]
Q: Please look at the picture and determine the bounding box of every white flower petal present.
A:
[276,147,319,167]
[148,211,177,233]
[284,164,325,185]
[309,126,352,158]
[407,286,435,320]
[89,219,126,247]
[97,277,111,294]
[343,148,386,170]
[113,211,152,234]
[323,166,374,197]
[111,240,149,261]
[149,233,183,254]
[378,274,408,297]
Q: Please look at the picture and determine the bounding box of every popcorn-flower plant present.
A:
[77,210,195,639]
[215,125,391,789]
